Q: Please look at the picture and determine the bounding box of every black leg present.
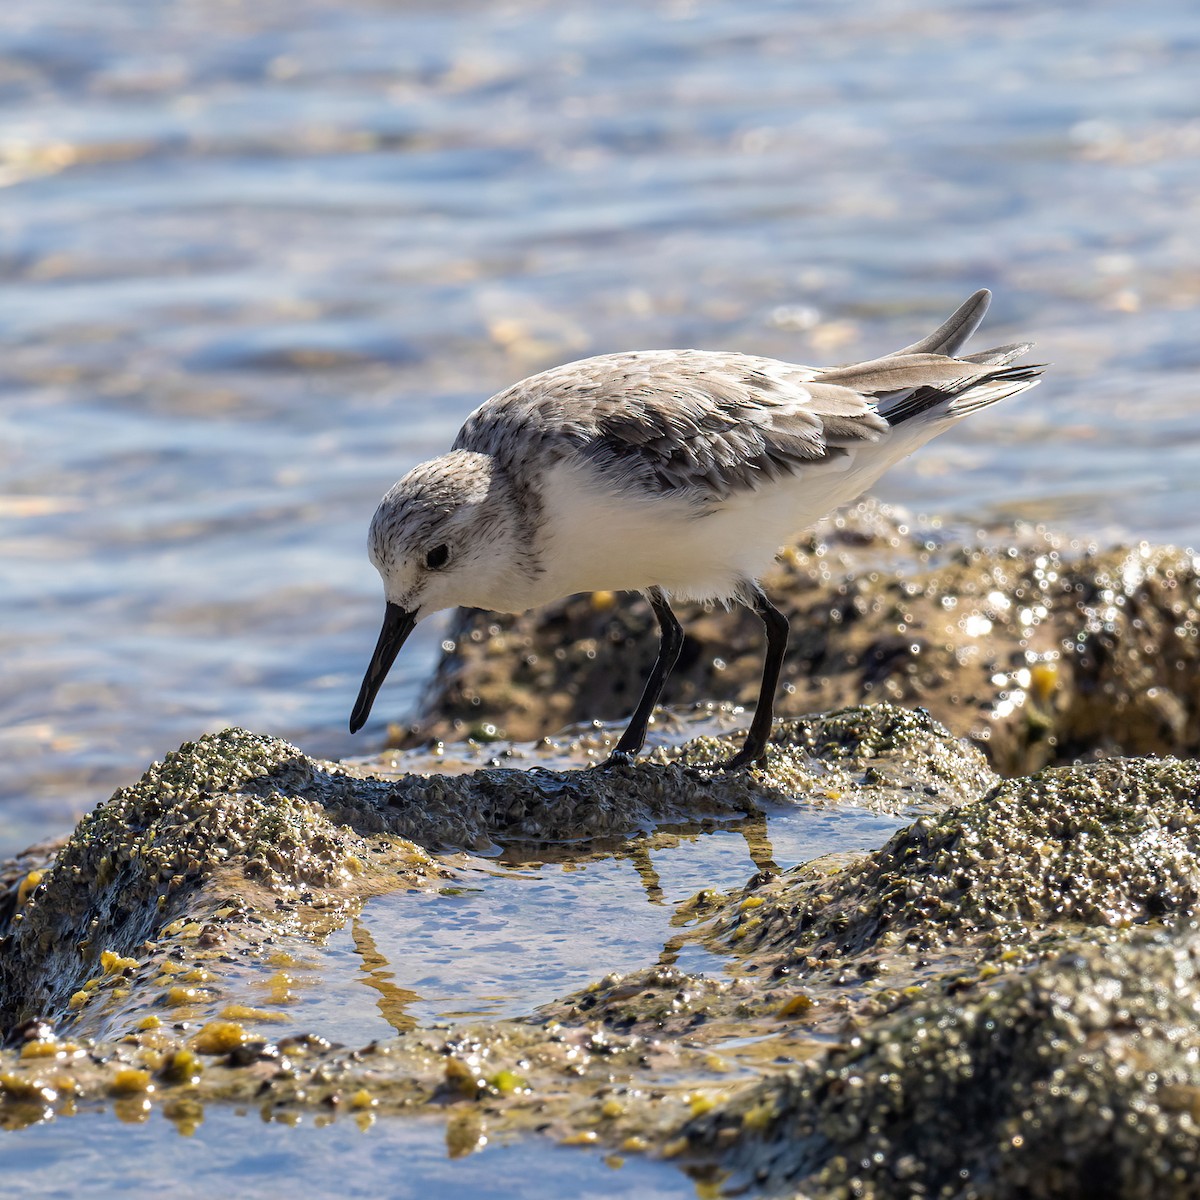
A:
[605,588,684,763]
[724,585,789,770]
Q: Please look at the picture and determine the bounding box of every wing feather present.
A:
[454,350,887,500]
[452,290,1039,503]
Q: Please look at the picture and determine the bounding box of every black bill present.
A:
[348,602,418,733]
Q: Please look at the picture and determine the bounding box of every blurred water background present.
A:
[1,0,1198,856]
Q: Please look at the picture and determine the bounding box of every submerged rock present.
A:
[399,503,1200,775]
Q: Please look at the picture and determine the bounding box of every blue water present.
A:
[1,0,1198,852]
[0,1107,698,1199]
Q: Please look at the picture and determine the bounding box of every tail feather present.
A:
[895,289,991,357]
[958,341,1033,367]
[879,362,1043,426]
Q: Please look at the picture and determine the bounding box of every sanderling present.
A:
[350,289,1041,768]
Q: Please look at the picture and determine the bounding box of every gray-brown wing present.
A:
[452,350,890,500]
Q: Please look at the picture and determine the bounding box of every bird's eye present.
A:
[425,544,450,570]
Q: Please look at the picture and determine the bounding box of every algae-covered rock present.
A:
[0,727,437,1031]
[399,503,1200,775]
[728,755,1200,964]
[6,705,1200,1199]
[1,707,977,1038]
[687,931,1200,1200]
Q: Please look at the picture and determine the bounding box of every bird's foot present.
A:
[592,748,638,770]
[719,744,768,772]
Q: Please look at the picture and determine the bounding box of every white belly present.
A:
[527,437,929,606]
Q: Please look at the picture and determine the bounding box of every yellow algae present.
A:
[621,1135,649,1153]
[190,1021,249,1054]
[591,590,616,612]
[343,854,364,875]
[687,1092,717,1117]
[0,1073,57,1103]
[20,1040,61,1061]
[739,896,765,911]
[51,1074,82,1098]
[137,1015,162,1031]
[220,1003,290,1023]
[179,968,215,985]
[101,950,138,974]
[559,1130,599,1146]
[741,1102,776,1131]
[600,1098,625,1119]
[157,960,189,975]
[444,1056,481,1095]
[160,1049,204,1085]
[16,870,43,907]
[260,971,298,1005]
[776,994,815,1018]
[487,1069,527,1095]
[661,1136,689,1158]
[110,1068,153,1095]
[161,986,207,1008]
[67,990,89,1010]
[160,918,188,937]
[1030,661,1059,703]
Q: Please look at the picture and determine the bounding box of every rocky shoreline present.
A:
[4,512,1200,1198]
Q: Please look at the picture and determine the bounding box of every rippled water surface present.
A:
[0,1106,697,1198]
[2,0,1199,852]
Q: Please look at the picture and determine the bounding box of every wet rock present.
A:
[397,502,1200,775]
[727,755,1200,964]
[0,728,437,1033]
[687,932,1200,1200]
[4,706,1200,1198]
[0,707,975,1038]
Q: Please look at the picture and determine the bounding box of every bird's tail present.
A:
[879,360,1043,426]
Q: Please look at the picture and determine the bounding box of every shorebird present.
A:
[349,289,1041,768]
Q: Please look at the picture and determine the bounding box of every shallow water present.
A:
[291,800,901,1042]
[1,0,1198,854]
[0,1106,699,1199]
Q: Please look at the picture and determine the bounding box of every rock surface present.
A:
[3,706,1200,1198]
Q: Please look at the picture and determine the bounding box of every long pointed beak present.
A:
[349,602,418,733]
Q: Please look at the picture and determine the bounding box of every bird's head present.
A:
[348,449,523,733]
